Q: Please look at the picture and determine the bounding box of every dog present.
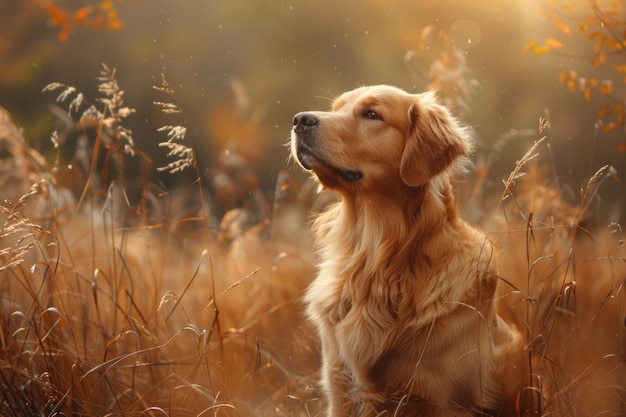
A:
[290,85,520,416]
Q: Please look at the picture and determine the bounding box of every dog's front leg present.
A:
[320,336,354,417]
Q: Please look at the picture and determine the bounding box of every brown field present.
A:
[1,101,625,417]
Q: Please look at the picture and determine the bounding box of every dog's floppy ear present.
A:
[400,92,471,187]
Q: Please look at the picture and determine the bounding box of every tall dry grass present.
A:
[1,67,320,417]
[0,68,624,416]
[481,122,625,416]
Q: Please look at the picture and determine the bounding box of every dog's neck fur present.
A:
[316,174,461,264]
[313,173,468,312]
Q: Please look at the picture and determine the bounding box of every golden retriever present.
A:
[290,85,520,416]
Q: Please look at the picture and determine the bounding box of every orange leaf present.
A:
[107,19,124,31]
[616,64,626,75]
[589,31,603,41]
[617,144,626,153]
[584,87,592,102]
[567,79,577,92]
[605,39,620,51]
[599,80,613,95]
[591,52,607,66]
[92,15,103,30]
[603,122,617,133]
[533,45,551,55]
[524,40,538,53]
[598,102,610,118]
[46,5,68,26]
[99,0,114,12]
[553,18,570,34]
[72,6,92,24]
[544,37,563,48]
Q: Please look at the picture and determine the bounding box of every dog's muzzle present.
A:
[291,112,363,183]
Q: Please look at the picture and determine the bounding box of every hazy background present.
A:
[2,0,624,221]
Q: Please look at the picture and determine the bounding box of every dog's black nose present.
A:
[293,112,319,133]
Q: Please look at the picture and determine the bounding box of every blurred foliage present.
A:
[1,0,624,220]
[406,26,478,116]
[36,0,137,42]
[0,3,49,86]
[525,0,626,151]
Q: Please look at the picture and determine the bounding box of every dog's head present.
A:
[290,85,472,193]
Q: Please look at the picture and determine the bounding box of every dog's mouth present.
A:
[295,141,363,183]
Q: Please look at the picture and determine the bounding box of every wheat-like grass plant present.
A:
[154,74,193,175]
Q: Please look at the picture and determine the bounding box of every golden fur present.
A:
[290,85,520,416]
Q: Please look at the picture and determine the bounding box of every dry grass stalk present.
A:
[154,74,194,175]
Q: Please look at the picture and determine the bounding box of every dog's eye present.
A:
[362,110,383,121]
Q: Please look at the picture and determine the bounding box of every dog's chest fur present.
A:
[307,213,488,350]
[304,195,504,402]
